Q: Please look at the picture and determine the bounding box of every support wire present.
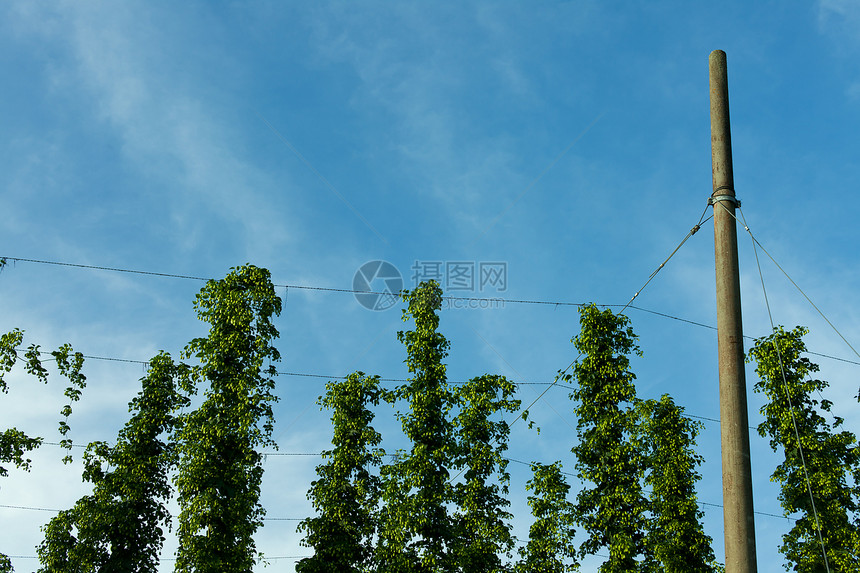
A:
[721,202,830,571]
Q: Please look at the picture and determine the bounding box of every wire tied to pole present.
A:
[709,186,741,208]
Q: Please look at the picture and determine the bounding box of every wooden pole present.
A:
[709,49,758,573]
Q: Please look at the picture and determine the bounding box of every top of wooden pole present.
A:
[709,50,735,196]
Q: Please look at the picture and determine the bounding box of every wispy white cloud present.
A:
[819,0,860,30]
[299,3,599,242]
[818,0,860,100]
[10,2,299,262]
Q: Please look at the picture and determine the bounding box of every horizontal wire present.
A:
[5,554,311,561]
[1,257,210,281]
[3,256,857,366]
[274,371,576,389]
[0,217,837,536]
[0,256,581,306]
[8,350,580,390]
[0,503,59,512]
[501,459,789,520]
[0,503,300,522]
[0,468,792,522]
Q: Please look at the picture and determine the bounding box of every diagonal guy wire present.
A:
[468,326,577,433]
[717,202,860,361]
[736,204,831,571]
[618,204,711,316]
[272,316,400,446]
[447,326,578,485]
[255,111,389,245]
[471,112,605,245]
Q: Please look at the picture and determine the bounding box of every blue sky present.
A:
[2,1,860,571]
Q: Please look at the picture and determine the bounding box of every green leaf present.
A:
[748,326,860,572]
